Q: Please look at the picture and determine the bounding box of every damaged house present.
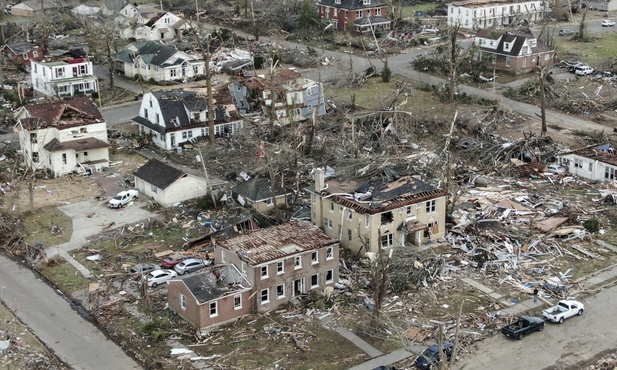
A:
[132,87,243,150]
[558,144,617,182]
[14,96,109,177]
[473,29,554,73]
[231,69,325,124]
[231,177,292,213]
[167,221,339,329]
[120,11,191,41]
[307,168,448,255]
[447,0,547,30]
[317,0,392,34]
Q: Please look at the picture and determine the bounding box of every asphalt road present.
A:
[0,255,142,370]
[454,284,617,370]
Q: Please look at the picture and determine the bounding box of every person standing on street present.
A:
[533,287,539,303]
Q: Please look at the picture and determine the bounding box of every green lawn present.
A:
[401,4,440,18]
[556,32,617,67]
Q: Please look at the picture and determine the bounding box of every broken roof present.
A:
[20,96,104,130]
[314,174,447,215]
[318,0,386,9]
[563,144,617,167]
[43,137,109,152]
[231,177,290,202]
[217,221,339,266]
[4,41,41,55]
[133,158,186,190]
[477,29,553,57]
[178,267,250,304]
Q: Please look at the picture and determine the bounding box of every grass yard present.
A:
[401,4,440,18]
[21,206,73,247]
[555,32,617,68]
[40,261,90,294]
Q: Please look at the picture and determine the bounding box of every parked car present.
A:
[129,263,158,279]
[501,316,544,340]
[558,29,574,36]
[174,258,210,275]
[602,20,616,27]
[161,253,192,269]
[144,269,177,287]
[107,129,122,139]
[414,342,453,369]
[575,66,595,76]
[542,300,584,323]
[547,164,567,174]
[567,63,585,73]
[108,189,138,208]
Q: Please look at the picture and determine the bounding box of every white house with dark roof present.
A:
[447,0,547,30]
[131,12,190,41]
[132,87,243,150]
[133,158,216,207]
[307,168,448,255]
[14,96,109,177]
[473,29,554,73]
[317,0,391,34]
[112,41,204,82]
[231,177,292,213]
[558,144,617,182]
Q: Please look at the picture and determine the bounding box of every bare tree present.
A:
[192,31,222,145]
[84,19,122,89]
[446,23,463,103]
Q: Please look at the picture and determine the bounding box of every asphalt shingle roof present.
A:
[318,0,385,9]
[231,178,290,202]
[133,158,185,190]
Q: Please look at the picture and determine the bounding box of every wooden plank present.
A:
[154,249,174,258]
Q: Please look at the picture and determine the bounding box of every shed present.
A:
[231,177,291,213]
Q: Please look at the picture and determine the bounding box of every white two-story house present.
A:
[132,87,243,150]
[14,96,109,177]
[307,168,448,255]
[231,69,326,124]
[31,58,99,97]
[112,41,205,82]
[448,0,548,30]
[132,12,190,41]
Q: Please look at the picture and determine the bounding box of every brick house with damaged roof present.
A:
[473,29,554,73]
[132,87,243,150]
[307,168,448,255]
[167,221,340,329]
[317,0,391,34]
[14,96,110,177]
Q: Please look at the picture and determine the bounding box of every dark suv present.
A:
[414,342,453,369]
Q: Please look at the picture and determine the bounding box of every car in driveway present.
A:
[602,20,616,27]
[558,29,575,36]
[547,164,567,174]
[574,65,595,76]
[414,342,453,369]
[144,269,177,287]
[108,189,138,208]
[542,300,584,323]
[129,263,158,279]
[161,253,192,269]
[174,258,211,275]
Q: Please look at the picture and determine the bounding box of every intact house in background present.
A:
[9,0,69,16]
[231,69,325,124]
[167,221,340,329]
[3,42,44,68]
[30,57,99,97]
[473,29,554,73]
[133,158,224,207]
[132,87,243,150]
[307,168,448,255]
[14,96,109,177]
[584,0,617,11]
[231,177,292,213]
[317,0,391,34]
[447,0,547,30]
[116,2,162,24]
[112,41,205,82]
[558,144,617,182]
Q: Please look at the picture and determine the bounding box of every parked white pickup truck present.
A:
[542,299,584,323]
[108,189,138,209]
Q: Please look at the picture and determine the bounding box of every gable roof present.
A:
[216,221,339,265]
[231,177,290,202]
[4,42,41,55]
[178,266,250,304]
[318,0,385,9]
[562,144,617,167]
[478,29,553,57]
[14,0,69,10]
[43,137,109,152]
[20,96,104,130]
[112,41,180,67]
[133,158,186,190]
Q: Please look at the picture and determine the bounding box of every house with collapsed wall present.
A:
[119,11,191,41]
[558,144,617,182]
[473,29,554,73]
[167,221,340,329]
[230,69,325,124]
[14,96,109,177]
[3,42,44,68]
[231,177,292,213]
[132,87,243,150]
[30,57,99,97]
[317,0,391,34]
[307,168,448,255]
[112,41,205,82]
[447,0,547,30]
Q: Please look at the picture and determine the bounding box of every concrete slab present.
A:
[348,348,418,370]
[460,277,494,294]
[59,250,93,278]
[488,292,503,299]
[335,327,383,358]
[595,240,617,253]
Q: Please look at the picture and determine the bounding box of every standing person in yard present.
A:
[533,287,539,302]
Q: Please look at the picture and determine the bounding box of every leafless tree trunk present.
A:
[369,238,391,329]
[447,23,462,103]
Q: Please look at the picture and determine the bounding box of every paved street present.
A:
[0,255,142,370]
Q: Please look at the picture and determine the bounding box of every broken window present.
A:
[261,265,268,279]
[347,211,353,220]
[234,294,242,309]
[380,211,393,224]
[347,229,352,241]
[277,261,284,274]
[406,205,413,214]
[276,284,285,299]
[179,294,186,310]
[324,218,332,228]
[311,251,318,264]
[605,167,615,180]
[261,288,269,304]
[326,269,333,283]
[381,234,393,248]
[311,274,319,288]
[209,302,218,317]
[30,133,37,143]
[326,246,333,260]
[294,256,302,269]
[426,200,436,213]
